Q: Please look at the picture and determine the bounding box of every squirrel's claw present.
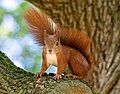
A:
[35,72,42,78]
[35,72,48,78]
[35,72,40,78]
[53,74,62,81]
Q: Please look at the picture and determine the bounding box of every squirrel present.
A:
[24,7,93,80]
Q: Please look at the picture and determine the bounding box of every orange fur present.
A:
[24,7,93,79]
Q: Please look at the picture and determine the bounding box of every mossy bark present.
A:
[0,51,95,94]
[25,0,120,94]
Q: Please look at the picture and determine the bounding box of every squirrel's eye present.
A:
[56,41,59,46]
[43,42,45,45]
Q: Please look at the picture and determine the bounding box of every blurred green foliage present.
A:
[0,1,42,73]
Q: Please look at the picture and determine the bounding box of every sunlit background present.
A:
[0,0,56,73]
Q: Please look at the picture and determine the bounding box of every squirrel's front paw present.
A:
[35,72,42,78]
[53,74,62,80]
[35,72,47,78]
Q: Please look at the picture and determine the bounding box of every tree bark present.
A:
[26,0,120,94]
[0,51,95,94]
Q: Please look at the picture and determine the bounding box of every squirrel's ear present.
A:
[44,30,50,39]
[55,29,61,38]
[44,30,48,39]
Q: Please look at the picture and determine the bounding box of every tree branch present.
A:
[0,51,95,94]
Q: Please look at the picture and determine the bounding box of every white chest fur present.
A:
[46,53,58,67]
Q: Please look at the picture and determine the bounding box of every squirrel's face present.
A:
[43,30,61,54]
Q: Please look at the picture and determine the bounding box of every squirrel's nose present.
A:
[49,49,52,53]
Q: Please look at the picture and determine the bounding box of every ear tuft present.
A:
[44,29,47,39]
[55,30,61,39]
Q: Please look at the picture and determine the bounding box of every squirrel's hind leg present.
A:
[68,51,90,79]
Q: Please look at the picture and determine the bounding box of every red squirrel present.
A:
[24,7,93,80]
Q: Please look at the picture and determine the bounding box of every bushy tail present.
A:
[60,28,93,64]
[24,7,53,46]
[24,7,93,65]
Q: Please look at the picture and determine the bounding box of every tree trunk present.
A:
[26,0,120,94]
[0,51,95,94]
